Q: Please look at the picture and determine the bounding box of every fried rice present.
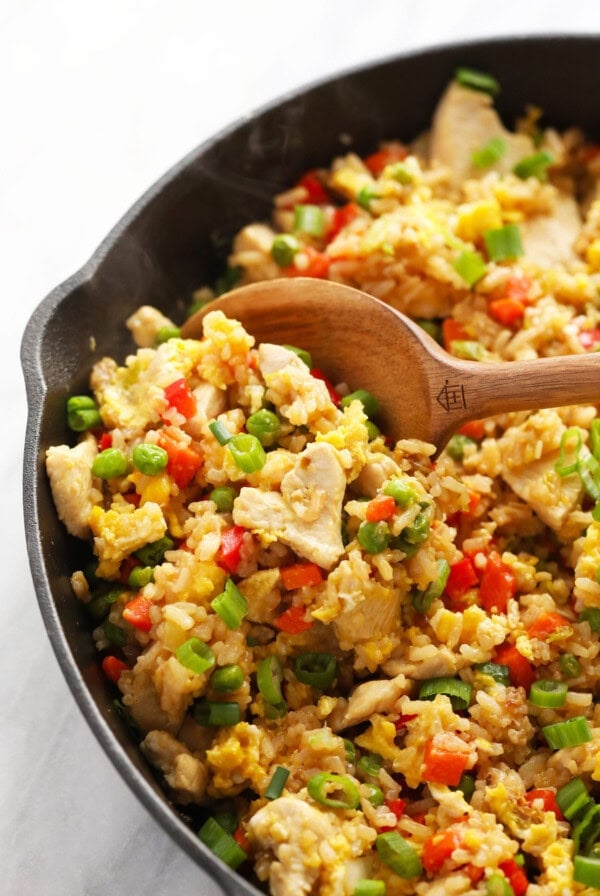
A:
[46,67,600,896]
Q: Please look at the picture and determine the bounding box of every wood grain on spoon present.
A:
[182,278,600,452]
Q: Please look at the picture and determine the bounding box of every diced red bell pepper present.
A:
[422,830,462,875]
[479,551,517,614]
[422,737,470,786]
[386,798,406,819]
[366,494,397,522]
[98,432,113,451]
[285,246,330,279]
[579,327,600,350]
[101,655,129,684]
[494,643,535,691]
[524,788,564,820]
[466,865,485,884]
[122,595,154,632]
[218,525,246,574]
[442,318,469,351]
[328,202,361,241]
[310,368,341,405]
[445,557,479,604]
[489,297,526,326]
[280,562,323,591]
[394,713,418,733]
[164,378,197,419]
[123,492,141,508]
[158,434,203,489]
[274,605,313,634]
[234,824,251,854]
[297,171,329,204]
[364,145,407,176]
[527,611,571,640]
[499,859,529,896]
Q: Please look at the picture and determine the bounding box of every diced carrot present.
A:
[422,830,462,875]
[158,434,203,489]
[494,643,535,691]
[285,246,330,279]
[524,788,564,820]
[366,494,397,522]
[466,865,485,884]
[458,419,486,440]
[280,562,323,591]
[489,297,526,326]
[445,557,479,604]
[422,737,470,786]
[527,611,571,640]
[122,595,153,632]
[101,655,129,684]
[274,605,313,634]
[499,859,529,896]
[442,318,469,351]
[479,551,517,614]
[364,145,407,176]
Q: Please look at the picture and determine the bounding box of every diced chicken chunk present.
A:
[126,305,177,348]
[184,382,227,439]
[233,442,346,569]
[229,223,281,282]
[45,436,102,538]
[258,343,340,431]
[429,82,535,184]
[520,194,581,268]
[141,729,208,804]
[335,674,409,730]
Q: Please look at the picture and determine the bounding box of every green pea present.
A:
[154,325,181,345]
[103,619,127,647]
[134,535,174,567]
[210,486,236,513]
[245,409,281,447]
[67,395,102,432]
[402,509,431,545]
[446,433,476,461]
[383,478,418,507]
[357,520,390,554]
[560,653,582,679]
[128,566,154,588]
[340,389,380,419]
[365,420,381,441]
[92,448,130,479]
[271,234,300,267]
[132,443,168,475]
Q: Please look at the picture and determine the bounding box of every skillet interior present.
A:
[21,35,600,895]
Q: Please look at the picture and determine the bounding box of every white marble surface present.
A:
[4,2,600,893]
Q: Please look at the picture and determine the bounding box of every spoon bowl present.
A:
[182,278,600,451]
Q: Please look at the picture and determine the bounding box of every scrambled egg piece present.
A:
[574,520,600,610]
[258,343,340,432]
[196,310,255,388]
[89,500,167,577]
[206,722,268,798]
[316,399,370,481]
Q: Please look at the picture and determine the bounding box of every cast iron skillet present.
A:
[21,35,600,896]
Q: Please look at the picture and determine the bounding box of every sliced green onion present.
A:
[67,395,102,432]
[340,389,380,419]
[483,224,523,262]
[154,325,181,345]
[87,589,120,622]
[542,715,592,749]
[209,486,236,513]
[574,855,600,888]
[271,233,300,267]
[383,478,418,507]
[209,419,233,446]
[412,559,450,614]
[293,204,325,237]
[128,566,154,588]
[366,420,381,441]
[193,700,241,727]
[307,772,360,810]
[386,162,413,185]
[215,265,243,296]
[264,765,290,800]
[264,700,287,719]
[176,638,215,675]
[529,679,568,708]
[228,433,266,473]
[591,418,600,460]
[578,608,600,632]
[456,772,475,802]
[257,655,284,705]
[560,653,582,679]
[375,831,423,878]
[555,427,583,477]
[357,753,383,778]
[474,662,510,686]
[452,249,487,287]
[592,502,600,522]
[132,443,168,475]
[92,448,130,479]
[574,803,600,855]
[211,578,248,630]
[486,872,514,896]
[134,535,174,567]
[198,817,247,869]
[212,809,238,835]
[415,319,442,343]
[354,880,386,896]
[282,344,312,368]
[455,66,500,96]
[513,150,554,181]
[294,653,337,690]
[578,451,600,502]
[211,664,245,692]
[364,783,384,807]
[419,676,472,710]
[472,136,507,169]
[344,739,357,763]
[103,619,127,647]
[245,409,281,447]
[446,433,476,461]
[556,776,591,821]
[357,185,377,210]
[450,340,489,361]
[357,520,390,554]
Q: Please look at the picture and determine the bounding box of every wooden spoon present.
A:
[182,277,600,452]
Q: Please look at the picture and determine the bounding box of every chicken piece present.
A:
[184,382,227,440]
[126,305,177,348]
[495,411,584,531]
[89,500,167,577]
[141,729,208,804]
[520,193,581,268]
[228,223,281,282]
[233,442,346,569]
[248,796,362,896]
[45,435,102,538]
[383,646,459,679]
[258,343,340,431]
[334,673,409,730]
[429,82,535,185]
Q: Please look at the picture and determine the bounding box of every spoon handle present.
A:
[452,352,599,418]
